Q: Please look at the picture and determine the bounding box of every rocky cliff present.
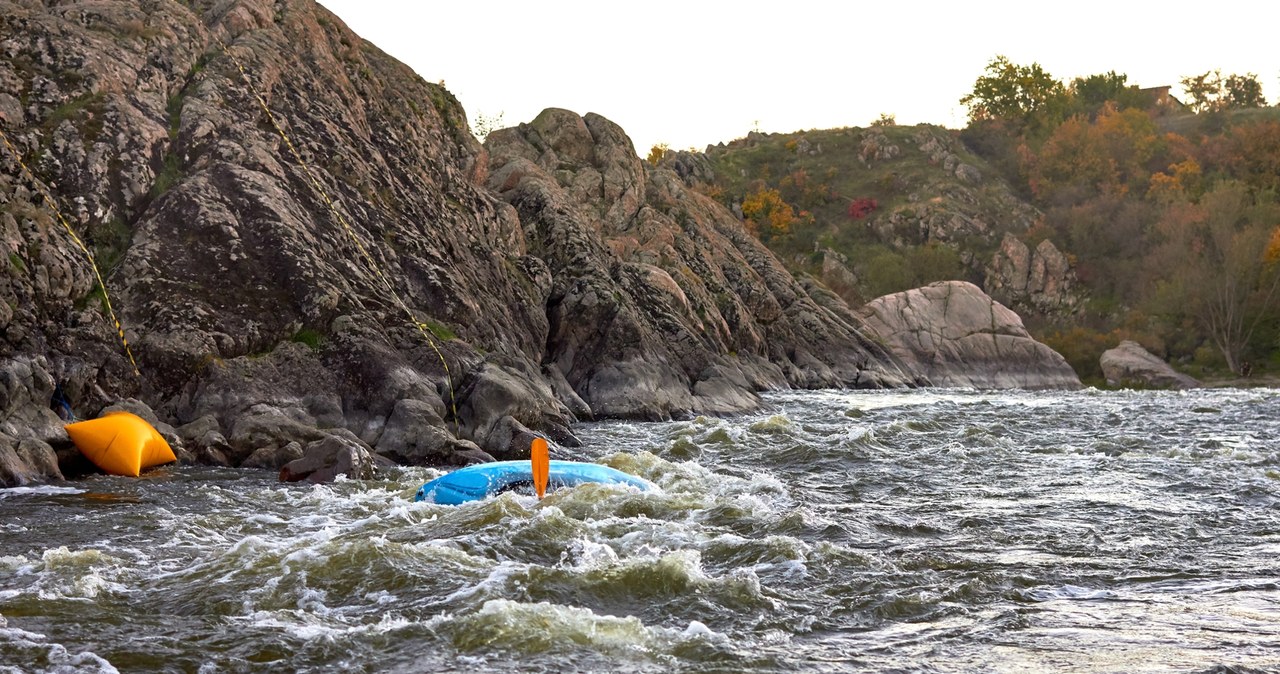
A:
[0,0,914,485]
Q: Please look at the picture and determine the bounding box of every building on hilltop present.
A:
[1138,86,1186,115]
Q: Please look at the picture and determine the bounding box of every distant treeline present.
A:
[959,56,1280,381]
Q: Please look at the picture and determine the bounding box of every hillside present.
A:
[668,124,1085,325]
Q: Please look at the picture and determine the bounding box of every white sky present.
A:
[317,1,1280,156]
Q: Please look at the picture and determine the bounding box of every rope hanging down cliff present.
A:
[0,126,141,378]
[213,35,460,430]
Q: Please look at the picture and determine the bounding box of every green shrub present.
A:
[1040,326,1117,385]
[422,319,456,341]
[291,328,324,350]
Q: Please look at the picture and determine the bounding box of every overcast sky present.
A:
[317,1,1280,156]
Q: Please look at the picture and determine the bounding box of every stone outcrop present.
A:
[0,0,916,485]
[985,233,1084,318]
[278,432,378,483]
[1100,341,1200,390]
[483,108,917,419]
[859,281,1082,390]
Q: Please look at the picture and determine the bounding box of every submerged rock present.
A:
[859,281,1082,390]
[1100,341,1200,390]
[278,432,377,483]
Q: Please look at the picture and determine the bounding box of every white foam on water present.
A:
[0,555,30,573]
[237,609,413,642]
[753,558,809,580]
[281,544,327,571]
[447,599,658,656]
[364,590,397,606]
[1021,584,1122,602]
[563,538,620,570]
[681,619,732,647]
[0,485,85,498]
[0,547,133,602]
[441,597,740,661]
[295,586,330,614]
[38,546,114,569]
[437,559,528,606]
[0,625,119,673]
[244,513,289,526]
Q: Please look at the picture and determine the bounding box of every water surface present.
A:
[2,388,1278,672]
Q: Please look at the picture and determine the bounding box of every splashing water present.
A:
[2,388,1278,672]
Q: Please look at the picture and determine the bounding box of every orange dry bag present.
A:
[65,411,177,477]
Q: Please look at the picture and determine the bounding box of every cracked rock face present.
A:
[984,233,1084,319]
[485,108,917,418]
[858,281,1082,390]
[1,0,921,483]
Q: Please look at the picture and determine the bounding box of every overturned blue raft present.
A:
[415,460,657,505]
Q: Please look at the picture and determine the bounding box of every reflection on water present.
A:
[2,388,1279,672]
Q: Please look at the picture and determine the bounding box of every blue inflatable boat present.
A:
[414,459,657,505]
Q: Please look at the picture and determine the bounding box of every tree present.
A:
[1223,73,1267,109]
[1147,158,1203,203]
[1220,120,1280,195]
[1068,71,1147,118]
[871,113,897,127]
[471,110,505,141]
[1179,71,1268,113]
[741,185,796,242]
[1146,181,1280,373]
[960,55,1068,137]
[1029,105,1161,203]
[647,143,669,165]
[1180,71,1221,113]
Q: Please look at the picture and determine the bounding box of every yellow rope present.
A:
[214,36,460,430]
[0,126,141,377]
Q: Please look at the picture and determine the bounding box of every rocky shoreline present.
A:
[1,0,1099,488]
[0,0,918,487]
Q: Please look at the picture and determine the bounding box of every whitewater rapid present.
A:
[2,388,1278,673]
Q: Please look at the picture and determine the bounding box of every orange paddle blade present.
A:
[531,437,550,499]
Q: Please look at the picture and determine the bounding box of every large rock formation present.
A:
[1100,341,1200,390]
[483,109,916,419]
[859,281,1082,389]
[985,233,1084,318]
[0,0,913,485]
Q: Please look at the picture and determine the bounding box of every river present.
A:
[2,388,1278,673]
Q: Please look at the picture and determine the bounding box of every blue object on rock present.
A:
[414,459,657,505]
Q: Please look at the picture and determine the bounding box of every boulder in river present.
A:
[1100,341,1200,390]
[858,281,1082,390]
[278,432,378,484]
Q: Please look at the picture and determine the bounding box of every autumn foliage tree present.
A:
[1212,120,1280,195]
[647,143,669,165]
[741,185,797,242]
[953,56,1280,375]
[1067,71,1148,119]
[847,198,878,219]
[1028,105,1162,202]
[1146,181,1280,374]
